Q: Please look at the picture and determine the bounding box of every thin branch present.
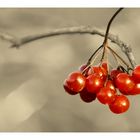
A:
[87,45,103,65]
[103,8,124,45]
[107,46,131,68]
[101,8,124,63]
[0,31,18,44]
[0,26,136,68]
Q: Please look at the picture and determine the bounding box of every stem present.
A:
[108,46,120,66]
[100,45,107,62]
[106,46,110,73]
[101,8,124,62]
[82,47,103,74]
[87,45,103,65]
[117,65,129,73]
[88,8,124,65]
[107,46,132,68]
[103,8,124,45]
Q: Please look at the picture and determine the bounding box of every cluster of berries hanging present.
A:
[63,8,139,114]
[63,61,140,114]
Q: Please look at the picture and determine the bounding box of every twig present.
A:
[0,30,19,44]
[107,46,131,68]
[87,45,103,65]
[103,8,123,45]
[101,8,124,63]
[0,26,136,68]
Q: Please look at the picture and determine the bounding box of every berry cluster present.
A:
[63,63,140,114]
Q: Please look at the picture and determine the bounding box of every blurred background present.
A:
[0,8,140,132]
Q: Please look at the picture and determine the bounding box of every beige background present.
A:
[0,8,140,132]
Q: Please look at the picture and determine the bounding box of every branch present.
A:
[0,30,19,44]
[0,26,136,68]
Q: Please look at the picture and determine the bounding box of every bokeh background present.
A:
[0,8,140,132]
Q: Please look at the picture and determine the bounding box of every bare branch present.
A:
[0,26,136,68]
[0,31,19,44]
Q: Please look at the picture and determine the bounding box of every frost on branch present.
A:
[0,26,136,68]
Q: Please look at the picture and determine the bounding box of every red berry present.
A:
[79,64,89,76]
[129,83,140,95]
[87,66,95,75]
[97,87,116,104]
[109,95,130,114]
[132,65,140,83]
[86,74,104,93]
[79,64,87,72]
[110,69,122,84]
[63,81,78,95]
[80,88,96,103]
[115,73,135,94]
[106,80,116,92]
[101,62,108,72]
[88,66,107,80]
[64,71,86,92]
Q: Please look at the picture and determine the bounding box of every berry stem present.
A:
[117,65,128,73]
[87,8,124,66]
[86,45,103,65]
[103,8,124,45]
[82,47,103,74]
[101,8,124,62]
[108,46,121,66]
[106,46,110,73]
[107,46,132,69]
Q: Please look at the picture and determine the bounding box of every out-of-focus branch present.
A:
[0,26,136,67]
[0,31,18,44]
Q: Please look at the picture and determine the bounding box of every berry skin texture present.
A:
[129,83,140,95]
[79,64,89,76]
[63,81,78,95]
[88,66,107,80]
[110,69,122,85]
[109,95,130,114]
[106,80,116,92]
[79,64,87,72]
[97,87,116,104]
[64,72,86,93]
[115,73,135,94]
[86,74,104,93]
[101,62,108,72]
[80,88,96,103]
[132,65,140,83]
